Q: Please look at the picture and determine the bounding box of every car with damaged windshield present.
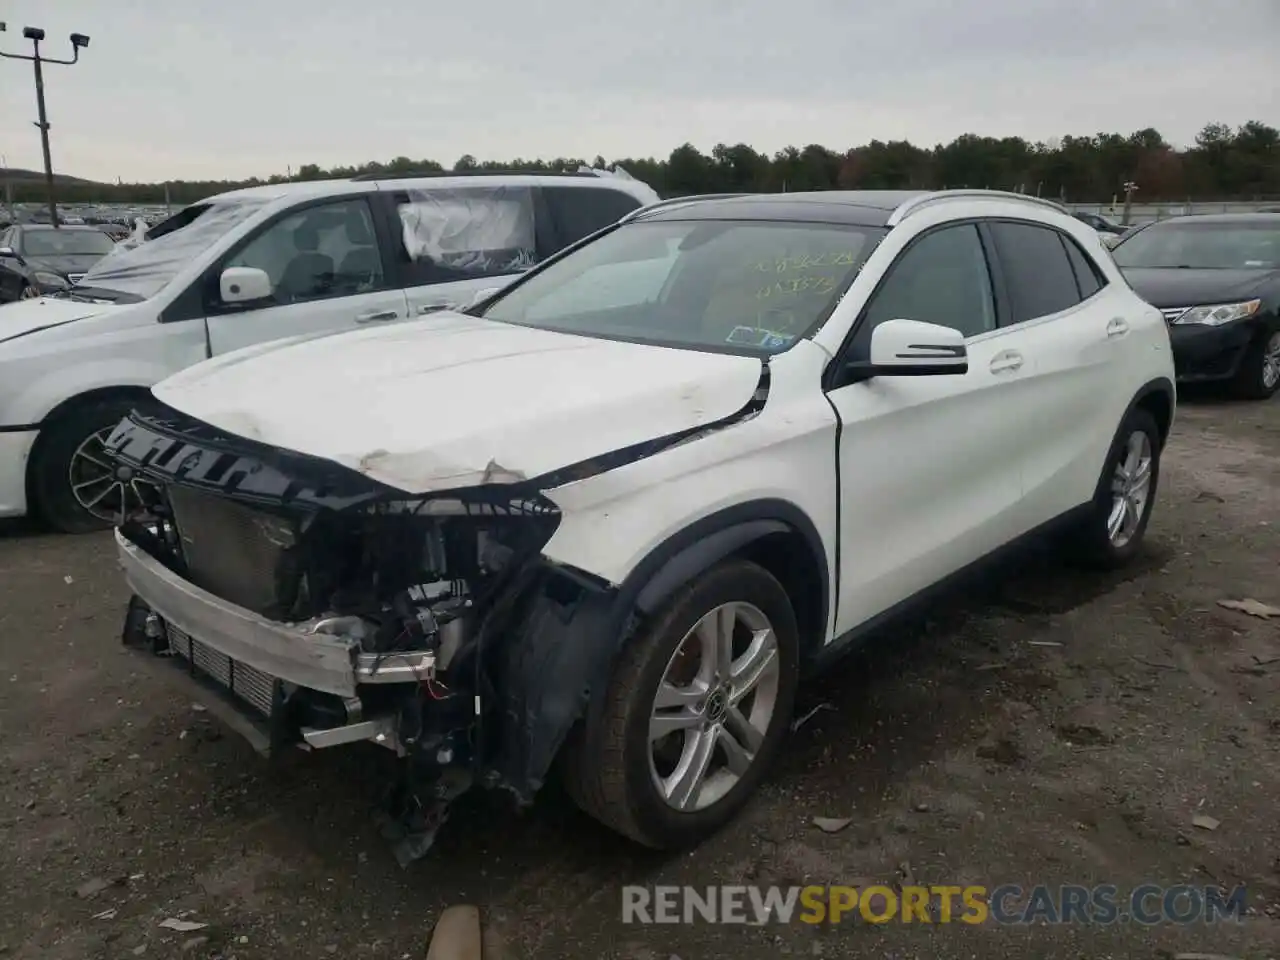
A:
[108,189,1175,858]
[0,169,658,533]
[1111,212,1280,399]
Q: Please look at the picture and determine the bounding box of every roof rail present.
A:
[349,169,598,182]
[886,189,1068,226]
[620,193,753,223]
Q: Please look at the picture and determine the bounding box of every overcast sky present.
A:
[0,0,1275,183]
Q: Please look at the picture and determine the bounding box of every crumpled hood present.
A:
[153,312,765,494]
[0,296,120,344]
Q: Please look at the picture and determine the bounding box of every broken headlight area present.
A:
[108,406,573,864]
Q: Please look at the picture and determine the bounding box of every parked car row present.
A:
[99,188,1178,857]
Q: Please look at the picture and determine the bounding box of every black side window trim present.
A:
[823,218,1005,387]
[1057,231,1109,301]
[984,217,1109,325]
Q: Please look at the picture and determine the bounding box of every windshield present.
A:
[479,219,884,355]
[22,229,116,257]
[75,200,270,301]
[1112,220,1280,270]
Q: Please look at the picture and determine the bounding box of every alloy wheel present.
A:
[19,285,41,300]
[1262,332,1280,392]
[68,426,158,524]
[1108,430,1153,548]
[648,601,781,811]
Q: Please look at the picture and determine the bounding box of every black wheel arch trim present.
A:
[1126,376,1176,444]
[491,497,829,801]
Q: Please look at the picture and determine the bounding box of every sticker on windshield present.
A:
[726,325,795,349]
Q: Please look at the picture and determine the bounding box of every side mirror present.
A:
[0,246,19,260]
[219,266,273,305]
[843,318,968,382]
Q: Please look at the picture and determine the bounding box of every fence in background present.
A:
[1064,199,1279,222]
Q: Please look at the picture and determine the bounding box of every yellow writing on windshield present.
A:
[755,275,836,300]
[754,251,858,273]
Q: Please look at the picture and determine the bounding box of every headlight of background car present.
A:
[31,271,70,291]
[1172,299,1262,326]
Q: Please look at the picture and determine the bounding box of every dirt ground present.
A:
[1,395,1278,960]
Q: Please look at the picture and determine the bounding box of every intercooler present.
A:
[165,485,301,617]
[164,623,277,718]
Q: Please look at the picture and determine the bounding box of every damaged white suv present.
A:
[109,189,1175,858]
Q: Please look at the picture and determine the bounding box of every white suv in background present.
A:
[109,189,1175,856]
[0,169,658,532]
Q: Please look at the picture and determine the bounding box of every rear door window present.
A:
[1061,235,1107,300]
[988,221,1085,324]
[392,186,544,288]
[542,186,643,248]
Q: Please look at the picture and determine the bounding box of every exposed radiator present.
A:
[166,485,300,617]
[165,623,276,718]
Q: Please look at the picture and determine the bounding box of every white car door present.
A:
[824,222,1029,634]
[204,197,408,355]
[981,220,1134,528]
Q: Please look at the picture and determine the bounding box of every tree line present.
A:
[7,120,1278,207]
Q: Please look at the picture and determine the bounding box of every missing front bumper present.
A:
[115,530,435,697]
[116,530,431,754]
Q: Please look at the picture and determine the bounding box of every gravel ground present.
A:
[1,396,1278,960]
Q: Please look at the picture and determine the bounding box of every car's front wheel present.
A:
[564,559,799,849]
[1231,329,1280,401]
[30,397,160,534]
[19,285,41,300]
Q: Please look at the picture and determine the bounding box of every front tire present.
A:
[1070,407,1161,568]
[19,285,41,300]
[1230,329,1280,401]
[30,397,158,534]
[563,559,800,849]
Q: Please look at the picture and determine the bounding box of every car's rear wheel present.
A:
[563,559,799,849]
[30,397,160,534]
[19,285,41,300]
[1069,407,1161,568]
[1231,329,1280,401]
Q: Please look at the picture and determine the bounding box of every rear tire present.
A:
[1068,407,1161,569]
[1230,329,1280,401]
[30,397,157,534]
[563,559,800,849]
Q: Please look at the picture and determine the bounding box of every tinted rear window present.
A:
[989,221,1084,323]
[543,186,642,248]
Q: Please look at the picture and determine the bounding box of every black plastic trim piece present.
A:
[524,363,771,490]
[493,496,830,800]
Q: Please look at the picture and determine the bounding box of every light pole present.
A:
[1122,180,1139,227]
[0,22,91,228]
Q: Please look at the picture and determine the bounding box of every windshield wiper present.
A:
[66,285,127,302]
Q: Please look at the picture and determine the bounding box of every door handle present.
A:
[1106,317,1130,338]
[989,350,1024,373]
[418,303,453,315]
[355,310,399,324]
